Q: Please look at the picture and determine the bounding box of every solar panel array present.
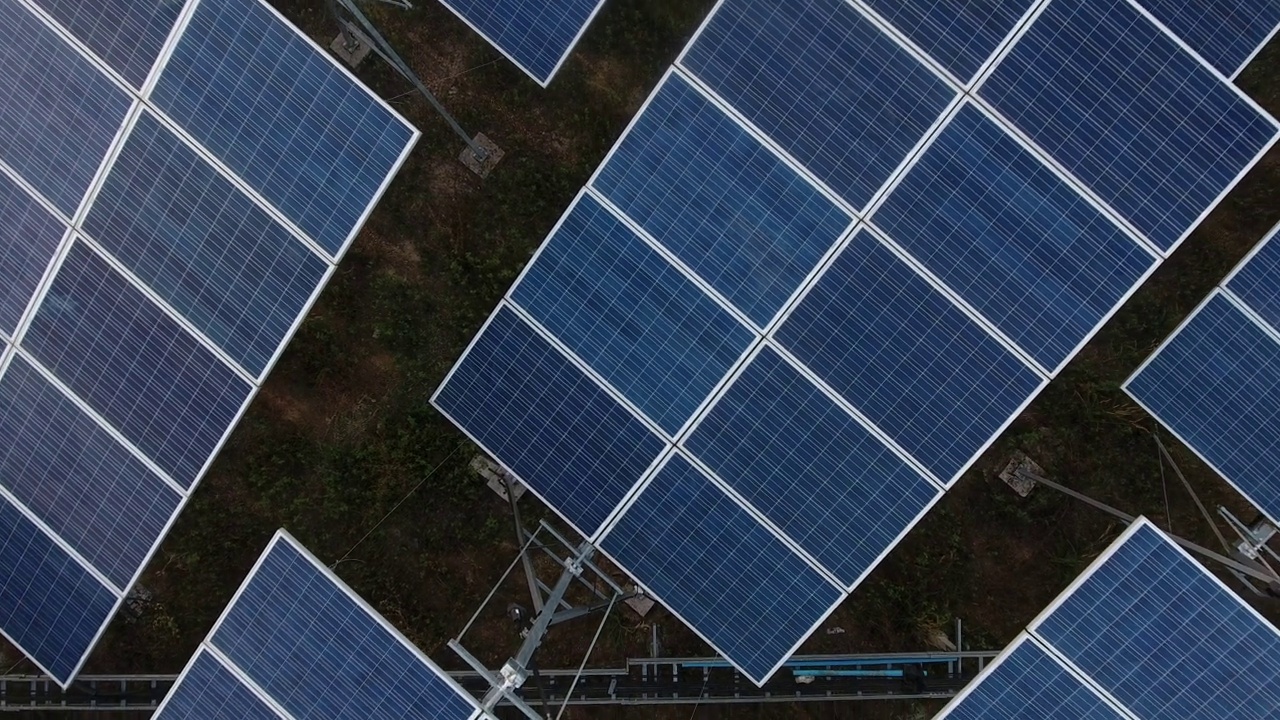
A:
[1126,222,1280,525]
[152,531,481,720]
[435,0,1279,684]
[435,0,609,86]
[937,518,1280,718]
[0,0,418,686]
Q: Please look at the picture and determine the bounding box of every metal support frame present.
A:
[327,0,490,164]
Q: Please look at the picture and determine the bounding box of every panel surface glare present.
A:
[776,230,1043,483]
[211,538,478,720]
[432,306,665,535]
[601,454,842,684]
[512,194,753,434]
[1034,522,1280,719]
[0,1,132,215]
[681,0,956,208]
[685,346,939,585]
[938,637,1126,720]
[1136,0,1280,76]
[84,111,329,376]
[0,357,179,589]
[21,243,251,488]
[872,103,1154,371]
[29,0,184,87]
[0,174,65,336]
[592,73,851,326]
[859,0,1033,82]
[0,497,116,682]
[437,0,603,83]
[1227,232,1280,333]
[150,0,415,255]
[1126,293,1280,523]
[155,651,282,720]
[979,0,1277,252]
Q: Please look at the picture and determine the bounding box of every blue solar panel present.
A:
[775,229,1044,484]
[685,346,940,585]
[208,535,479,720]
[680,0,956,209]
[1227,230,1280,333]
[437,0,604,84]
[592,73,851,327]
[29,0,184,87]
[1033,521,1280,719]
[150,0,415,256]
[84,111,330,377]
[0,496,117,683]
[937,636,1127,720]
[872,102,1155,372]
[601,453,843,684]
[979,0,1278,252]
[21,243,252,488]
[1137,0,1280,77]
[860,0,1033,82]
[433,306,665,535]
[155,651,282,720]
[1126,293,1280,523]
[0,173,65,336]
[0,1,132,215]
[511,194,753,434]
[0,356,179,589]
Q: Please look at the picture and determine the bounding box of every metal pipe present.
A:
[505,476,544,614]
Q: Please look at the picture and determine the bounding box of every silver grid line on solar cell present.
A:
[0,0,420,685]
[151,530,484,720]
[160,646,290,719]
[1123,287,1280,527]
[1232,19,1280,79]
[969,0,1280,256]
[933,633,1137,720]
[0,481,121,592]
[1126,0,1274,85]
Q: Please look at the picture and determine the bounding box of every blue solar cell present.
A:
[0,496,117,683]
[601,454,843,684]
[681,0,956,208]
[940,637,1126,720]
[84,111,330,376]
[438,0,603,83]
[512,195,753,434]
[685,347,940,585]
[860,0,1033,82]
[212,537,478,720]
[433,306,665,535]
[0,1,132,215]
[979,0,1277,252]
[1126,293,1280,523]
[592,73,851,326]
[775,230,1044,484]
[21,243,251,488]
[872,103,1155,372]
[1137,0,1280,76]
[1227,232,1280,333]
[0,356,179,589]
[1034,522,1280,719]
[150,0,415,255]
[0,173,65,336]
[155,651,282,720]
[29,0,183,87]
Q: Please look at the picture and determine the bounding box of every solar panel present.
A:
[938,518,1280,718]
[1134,0,1280,78]
[977,0,1278,253]
[0,0,418,686]
[153,531,481,720]
[435,0,608,86]
[935,634,1128,720]
[435,0,1277,684]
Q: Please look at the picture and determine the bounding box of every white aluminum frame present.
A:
[150,530,485,720]
[0,0,421,688]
